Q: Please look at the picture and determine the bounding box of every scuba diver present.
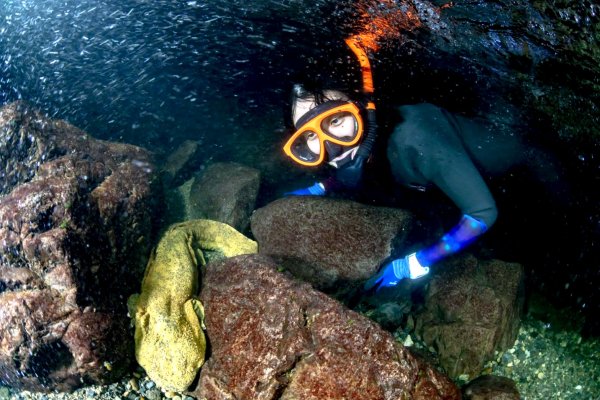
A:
[282,37,563,294]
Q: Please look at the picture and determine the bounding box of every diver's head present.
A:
[283,84,365,168]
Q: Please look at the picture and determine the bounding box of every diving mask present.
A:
[283,100,364,167]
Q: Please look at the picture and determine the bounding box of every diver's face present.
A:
[292,90,356,157]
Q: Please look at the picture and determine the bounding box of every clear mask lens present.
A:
[290,130,321,162]
[320,111,359,143]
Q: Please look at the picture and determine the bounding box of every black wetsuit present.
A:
[386,103,527,229]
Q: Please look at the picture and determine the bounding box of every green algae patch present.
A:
[127,219,258,391]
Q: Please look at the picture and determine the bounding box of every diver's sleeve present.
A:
[424,145,498,228]
[416,214,488,266]
[389,104,498,266]
[390,103,498,227]
[413,145,497,265]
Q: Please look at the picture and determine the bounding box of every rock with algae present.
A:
[127,219,258,392]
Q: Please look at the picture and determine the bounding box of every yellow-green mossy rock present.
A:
[128,219,258,391]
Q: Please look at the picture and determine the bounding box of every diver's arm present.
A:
[365,104,498,292]
[365,210,489,291]
[365,144,497,293]
[365,179,496,293]
[364,174,495,292]
[415,213,489,266]
[416,148,498,266]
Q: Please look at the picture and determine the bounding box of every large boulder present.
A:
[0,101,158,391]
[414,255,525,380]
[463,375,520,400]
[189,162,260,233]
[251,197,413,289]
[191,254,461,400]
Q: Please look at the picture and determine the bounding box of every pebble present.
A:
[487,315,600,399]
[128,379,139,392]
[144,389,161,400]
[3,312,599,400]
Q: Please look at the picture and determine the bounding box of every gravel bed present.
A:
[485,316,600,400]
[2,312,598,400]
[0,370,196,400]
[394,313,600,400]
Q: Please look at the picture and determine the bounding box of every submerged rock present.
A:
[160,140,202,189]
[191,254,460,400]
[463,375,520,400]
[414,255,525,380]
[0,101,158,392]
[251,197,413,289]
[189,162,260,233]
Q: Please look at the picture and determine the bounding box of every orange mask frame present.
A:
[283,101,364,167]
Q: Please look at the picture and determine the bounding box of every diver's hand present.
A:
[363,253,430,292]
[284,182,326,196]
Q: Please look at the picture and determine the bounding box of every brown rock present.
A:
[189,162,260,232]
[251,197,413,288]
[415,255,524,379]
[190,254,460,400]
[0,101,158,391]
[0,289,77,391]
[463,375,520,400]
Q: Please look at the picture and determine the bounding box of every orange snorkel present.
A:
[344,36,375,102]
[340,0,422,170]
[345,33,377,119]
[334,35,378,187]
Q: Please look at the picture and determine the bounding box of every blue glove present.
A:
[363,253,430,292]
[284,182,326,196]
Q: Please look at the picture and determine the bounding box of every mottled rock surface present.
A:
[409,0,600,142]
[0,101,158,391]
[189,162,260,233]
[251,197,413,288]
[463,375,520,400]
[191,254,460,400]
[415,255,525,380]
